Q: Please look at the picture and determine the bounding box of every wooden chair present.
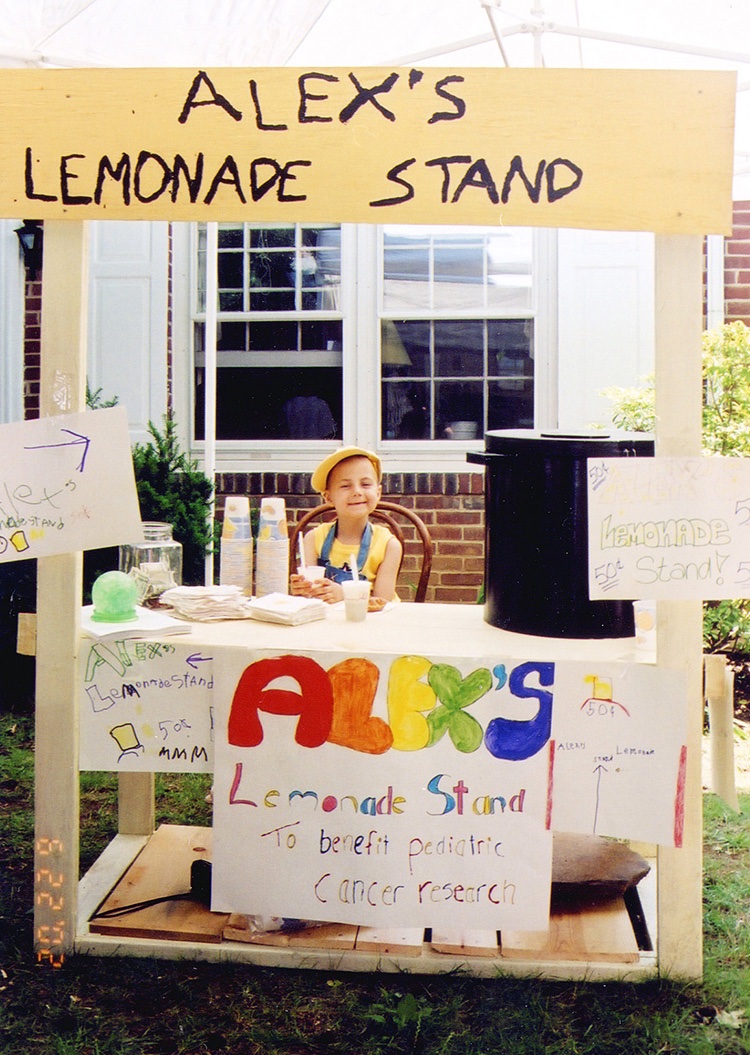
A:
[289,501,433,602]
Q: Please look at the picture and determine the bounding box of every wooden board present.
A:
[223,914,358,950]
[87,824,642,963]
[500,896,639,964]
[355,928,425,956]
[430,930,501,958]
[89,824,229,943]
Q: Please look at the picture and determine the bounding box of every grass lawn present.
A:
[2,711,750,1055]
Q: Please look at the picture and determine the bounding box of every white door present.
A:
[87,221,169,444]
[557,229,655,433]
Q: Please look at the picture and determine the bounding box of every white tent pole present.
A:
[204,221,218,586]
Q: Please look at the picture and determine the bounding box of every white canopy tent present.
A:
[0,0,748,197]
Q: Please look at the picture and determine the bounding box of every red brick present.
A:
[434,587,482,603]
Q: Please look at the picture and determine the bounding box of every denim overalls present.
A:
[317,521,373,583]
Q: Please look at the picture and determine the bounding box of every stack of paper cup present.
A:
[219,496,253,595]
[255,497,290,597]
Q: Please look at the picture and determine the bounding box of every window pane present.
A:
[489,319,534,377]
[218,251,243,289]
[381,320,429,378]
[195,366,341,441]
[487,378,534,430]
[382,381,430,439]
[217,321,246,351]
[218,224,243,248]
[380,225,534,443]
[436,380,483,440]
[434,320,483,377]
[251,227,294,249]
[194,223,344,443]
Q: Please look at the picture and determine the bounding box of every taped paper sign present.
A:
[209,648,685,929]
[78,638,214,772]
[588,456,750,600]
[0,406,142,561]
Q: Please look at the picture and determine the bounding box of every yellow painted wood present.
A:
[653,234,705,980]
[33,221,88,964]
[0,67,734,232]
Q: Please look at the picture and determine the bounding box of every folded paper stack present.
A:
[246,593,327,625]
[160,585,253,621]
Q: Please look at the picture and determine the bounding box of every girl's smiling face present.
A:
[324,455,381,517]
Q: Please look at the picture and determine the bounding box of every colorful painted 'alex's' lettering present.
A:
[227,654,555,760]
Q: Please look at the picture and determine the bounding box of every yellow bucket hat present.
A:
[311,446,382,495]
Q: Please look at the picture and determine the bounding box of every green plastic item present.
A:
[90,570,139,622]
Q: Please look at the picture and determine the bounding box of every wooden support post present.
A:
[118,773,156,835]
[653,234,704,980]
[33,221,88,964]
[704,654,739,812]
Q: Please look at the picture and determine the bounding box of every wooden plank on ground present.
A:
[355,928,425,956]
[429,930,501,958]
[501,896,639,963]
[88,824,229,943]
[223,914,358,949]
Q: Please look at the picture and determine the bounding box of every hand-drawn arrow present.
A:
[593,762,608,834]
[186,653,213,669]
[24,428,91,472]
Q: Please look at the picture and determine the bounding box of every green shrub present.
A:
[131,415,214,585]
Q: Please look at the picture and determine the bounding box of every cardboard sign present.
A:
[0,407,142,562]
[588,456,750,600]
[0,67,735,232]
[209,648,685,928]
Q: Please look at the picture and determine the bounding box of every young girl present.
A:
[291,446,402,604]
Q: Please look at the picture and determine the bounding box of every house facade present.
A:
[6,205,750,600]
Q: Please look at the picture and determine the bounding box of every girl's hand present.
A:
[289,573,313,597]
[308,578,343,605]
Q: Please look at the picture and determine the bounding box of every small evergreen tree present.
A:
[131,415,214,585]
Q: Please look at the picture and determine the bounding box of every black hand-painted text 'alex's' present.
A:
[177,70,467,129]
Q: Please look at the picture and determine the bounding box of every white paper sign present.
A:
[78,638,214,772]
[209,648,686,929]
[548,663,687,846]
[0,407,143,561]
[588,456,750,600]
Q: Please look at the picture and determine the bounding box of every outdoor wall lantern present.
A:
[15,219,44,279]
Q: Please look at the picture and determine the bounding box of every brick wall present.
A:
[216,471,486,605]
[21,274,43,420]
[725,200,750,324]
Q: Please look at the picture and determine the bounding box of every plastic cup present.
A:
[297,565,326,582]
[341,579,371,622]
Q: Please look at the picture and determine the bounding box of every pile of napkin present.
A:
[160,585,252,621]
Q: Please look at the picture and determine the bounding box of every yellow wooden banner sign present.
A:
[0,66,736,232]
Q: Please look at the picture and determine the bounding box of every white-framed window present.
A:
[193,222,345,442]
[187,221,555,472]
